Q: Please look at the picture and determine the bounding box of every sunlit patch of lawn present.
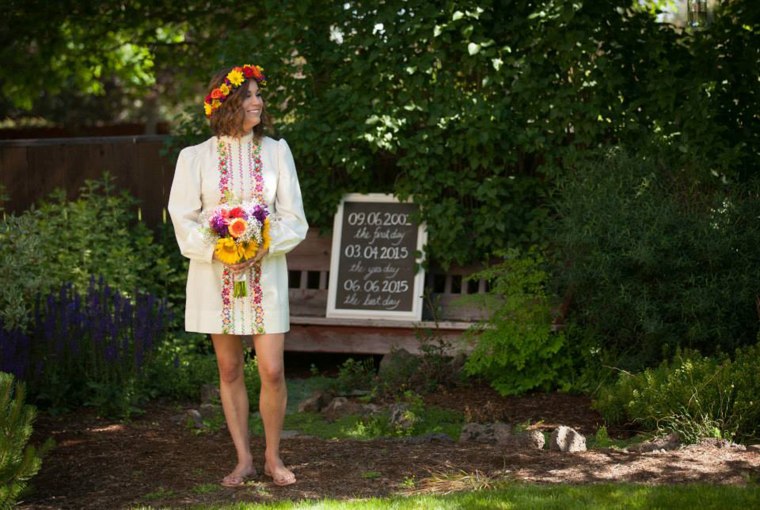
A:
[134,482,760,509]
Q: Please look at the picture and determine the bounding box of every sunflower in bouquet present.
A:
[200,199,271,297]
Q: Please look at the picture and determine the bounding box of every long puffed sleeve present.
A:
[168,147,215,263]
[268,139,308,255]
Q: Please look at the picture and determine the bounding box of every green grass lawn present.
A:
[132,483,759,509]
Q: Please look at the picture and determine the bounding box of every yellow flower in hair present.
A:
[203,63,268,117]
[215,238,242,265]
[227,68,244,87]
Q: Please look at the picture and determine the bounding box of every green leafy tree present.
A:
[0,0,256,125]
[4,0,758,267]
[224,0,757,266]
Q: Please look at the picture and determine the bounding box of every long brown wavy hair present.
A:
[207,67,271,139]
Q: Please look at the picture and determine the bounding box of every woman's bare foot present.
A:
[263,458,296,486]
[221,463,256,488]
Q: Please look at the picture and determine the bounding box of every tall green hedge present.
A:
[553,147,760,370]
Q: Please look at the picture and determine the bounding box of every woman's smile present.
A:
[242,81,263,131]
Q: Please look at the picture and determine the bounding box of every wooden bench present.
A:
[285,229,489,354]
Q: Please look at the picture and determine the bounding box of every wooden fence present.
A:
[1,136,489,354]
[0,136,173,225]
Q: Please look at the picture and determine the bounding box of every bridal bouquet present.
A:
[199,199,271,297]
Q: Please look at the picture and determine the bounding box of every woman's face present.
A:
[241,80,263,132]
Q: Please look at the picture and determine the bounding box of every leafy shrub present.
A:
[554,148,760,370]
[0,372,46,508]
[332,357,376,394]
[0,174,177,331]
[463,247,569,396]
[143,333,218,402]
[375,349,420,396]
[144,332,261,407]
[413,321,468,393]
[374,344,464,397]
[0,214,47,331]
[595,345,760,443]
[727,341,760,443]
[379,391,462,439]
[0,280,170,417]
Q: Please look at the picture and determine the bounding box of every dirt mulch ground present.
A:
[18,384,760,509]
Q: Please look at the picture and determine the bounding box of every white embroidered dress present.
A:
[168,134,308,335]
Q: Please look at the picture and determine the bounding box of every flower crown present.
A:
[204,64,267,118]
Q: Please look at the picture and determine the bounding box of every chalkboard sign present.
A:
[327,193,427,320]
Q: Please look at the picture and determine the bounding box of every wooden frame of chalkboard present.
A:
[326,193,427,321]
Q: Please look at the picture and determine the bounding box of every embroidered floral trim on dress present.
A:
[217,137,267,335]
[249,141,266,335]
[221,268,233,332]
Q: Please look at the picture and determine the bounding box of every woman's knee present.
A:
[258,362,285,386]
[212,334,246,385]
[217,358,244,384]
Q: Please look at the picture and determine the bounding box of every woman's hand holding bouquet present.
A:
[200,198,271,297]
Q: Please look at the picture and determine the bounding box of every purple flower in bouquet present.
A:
[252,205,268,224]
[210,215,229,238]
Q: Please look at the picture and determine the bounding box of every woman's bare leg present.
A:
[253,333,296,485]
[211,333,255,485]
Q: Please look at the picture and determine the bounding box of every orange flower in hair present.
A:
[204,64,267,118]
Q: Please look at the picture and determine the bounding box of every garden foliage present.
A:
[0,176,191,416]
[333,357,377,394]
[595,344,760,443]
[0,373,46,509]
[0,279,170,417]
[144,335,262,407]
[2,0,758,410]
[553,148,760,370]
[0,174,178,332]
[463,248,568,396]
[3,2,758,268]
[162,0,759,268]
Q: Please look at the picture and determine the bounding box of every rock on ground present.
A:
[321,397,366,421]
[459,422,512,444]
[297,389,335,413]
[549,425,587,452]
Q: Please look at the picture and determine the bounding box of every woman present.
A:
[168,64,308,487]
